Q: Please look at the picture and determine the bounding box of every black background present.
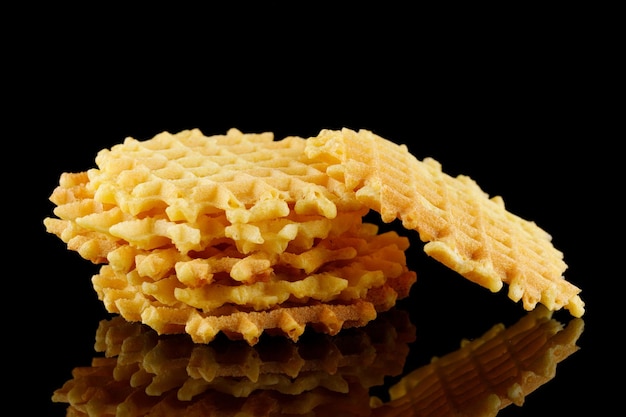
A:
[7,3,618,416]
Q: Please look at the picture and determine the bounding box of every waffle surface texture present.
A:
[305,128,584,317]
[44,127,583,346]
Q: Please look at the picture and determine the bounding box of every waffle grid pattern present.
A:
[305,128,584,317]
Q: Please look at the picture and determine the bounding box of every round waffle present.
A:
[306,128,584,317]
[44,128,416,344]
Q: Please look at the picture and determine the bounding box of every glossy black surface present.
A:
[13,5,614,415]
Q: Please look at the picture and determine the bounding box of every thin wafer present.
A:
[305,128,584,317]
[83,128,363,250]
[44,169,369,265]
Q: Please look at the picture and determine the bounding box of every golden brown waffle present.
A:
[44,128,417,344]
[370,306,584,417]
[44,126,583,350]
[45,168,371,266]
[305,128,584,317]
[53,310,414,416]
[44,172,122,264]
[93,220,414,307]
[53,128,364,255]
[90,227,414,344]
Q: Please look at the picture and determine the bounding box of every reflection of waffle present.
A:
[306,128,584,317]
[52,306,582,416]
[53,310,414,416]
[54,372,372,417]
[371,306,584,416]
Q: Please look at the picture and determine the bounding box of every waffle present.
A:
[53,310,414,416]
[90,224,414,344]
[305,128,584,317]
[371,306,584,416]
[44,126,583,348]
[81,128,363,249]
[44,128,417,344]
[45,169,371,265]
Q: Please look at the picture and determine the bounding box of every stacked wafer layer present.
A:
[52,309,415,417]
[44,128,416,344]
